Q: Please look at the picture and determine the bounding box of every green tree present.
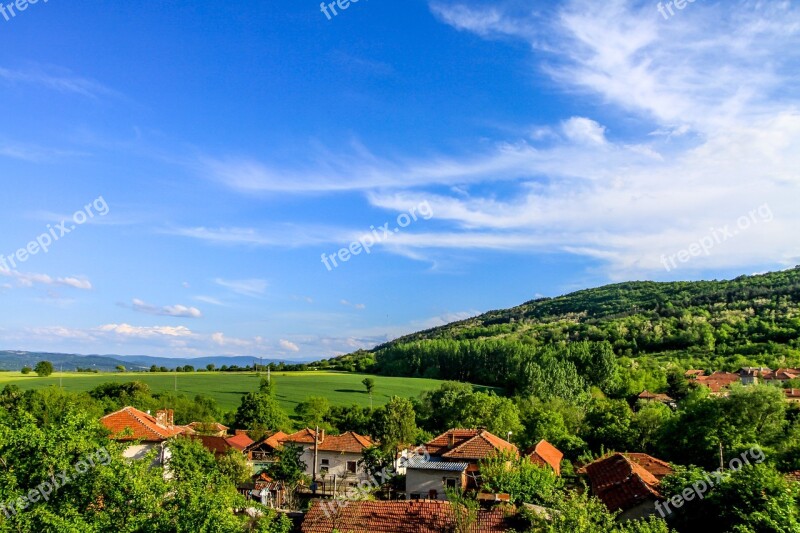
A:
[581,398,636,453]
[362,377,375,408]
[234,387,291,437]
[115,365,126,372]
[479,450,563,505]
[294,396,331,428]
[266,443,307,485]
[370,396,418,452]
[33,360,53,377]
[20,366,32,375]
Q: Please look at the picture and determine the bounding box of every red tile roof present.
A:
[785,389,800,400]
[696,371,740,393]
[638,390,674,402]
[226,432,254,451]
[578,453,673,512]
[285,428,319,444]
[100,406,188,442]
[524,440,563,476]
[283,429,374,453]
[426,429,518,461]
[300,500,508,533]
[625,453,673,480]
[770,369,800,381]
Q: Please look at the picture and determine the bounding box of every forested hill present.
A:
[323,267,800,394]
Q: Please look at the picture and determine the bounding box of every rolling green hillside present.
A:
[322,267,800,394]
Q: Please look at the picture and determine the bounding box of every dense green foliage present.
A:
[0,388,290,532]
[328,268,800,389]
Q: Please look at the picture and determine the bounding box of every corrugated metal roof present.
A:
[406,457,469,471]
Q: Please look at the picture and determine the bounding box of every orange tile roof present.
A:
[426,429,518,461]
[770,368,800,381]
[578,453,673,512]
[100,406,187,442]
[284,429,374,453]
[525,440,563,476]
[696,371,740,393]
[285,428,319,444]
[625,453,673,480]
[318,432,374,453]
[300,500,508,533]
[785,389,800,399]
[226,432,254,451]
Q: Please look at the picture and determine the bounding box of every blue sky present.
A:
[0,0,798,360]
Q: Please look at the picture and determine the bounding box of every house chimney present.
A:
[448,432,455,448]
[155,409,174,428]
[318,428,325,443]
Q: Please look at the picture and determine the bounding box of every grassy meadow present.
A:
[0,371,450,413]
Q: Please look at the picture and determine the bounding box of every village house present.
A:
[300,499,509,533]
[577,453,673,522]
[739,367,772,385]
[524,439,564,476]
[100,407,192,464]
[281,428,375,491]
[406,428,518,500]
[695,371,741,395]
[637,390,676,409]
[188,431,254,458]
[244,431,291,472]
[785,389,800,403]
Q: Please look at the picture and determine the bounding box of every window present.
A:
[445,478,457,489]
[346,461,358,474]
[321,459,330,466]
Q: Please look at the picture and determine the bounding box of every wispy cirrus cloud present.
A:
[0,65,118,99]
[214,277,268,298]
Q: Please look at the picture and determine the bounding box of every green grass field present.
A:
[0,371,450,413]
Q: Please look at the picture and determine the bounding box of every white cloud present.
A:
[279,339,300,352]
[96,323,194,339]
[194,295,227,306]
[0,65,118,99]
[129,298,202,318]
[214,278,268,298]
[562,117,607,145]
[340,299,366,310]
[0,269,92,290]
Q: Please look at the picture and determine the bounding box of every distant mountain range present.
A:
[0,351,295,372]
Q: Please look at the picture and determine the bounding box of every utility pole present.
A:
[719,442,724,471]
[312,425,320,493]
